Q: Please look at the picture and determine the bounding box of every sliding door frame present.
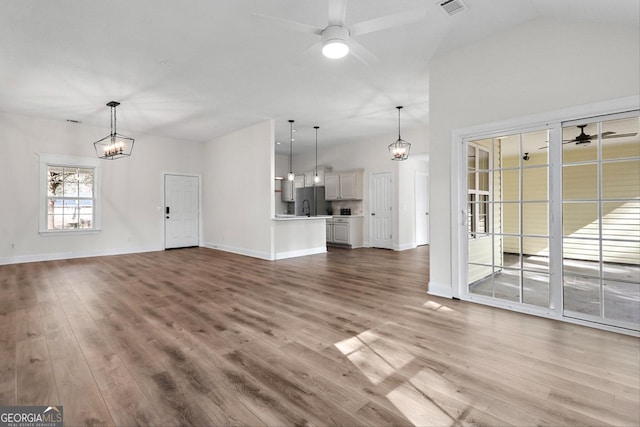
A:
[450,96,639,336]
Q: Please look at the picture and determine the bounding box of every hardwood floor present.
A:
[1,246,638,426]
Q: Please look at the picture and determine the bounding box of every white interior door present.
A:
[370,172,392,249]
[416,172,429,246]
[165,174,199,249]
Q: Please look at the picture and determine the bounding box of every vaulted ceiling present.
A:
[1,1,638,153]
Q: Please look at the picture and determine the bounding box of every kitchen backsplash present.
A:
[330,201,363,215]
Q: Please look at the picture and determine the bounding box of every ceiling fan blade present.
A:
[350,8,426,36]
[349,38,379,65]
[302,40,323,54]
[328,0,347,25]
[252,13,323,35]
[289,40,324,65]
[602,132,638,139]
[540,140,575,149]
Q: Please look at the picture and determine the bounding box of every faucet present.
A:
[302,199,310,217]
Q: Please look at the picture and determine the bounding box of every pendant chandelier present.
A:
[94,101,134,160]
[388,105,411,161]
[313,126,320,184]
[287,120,295,181]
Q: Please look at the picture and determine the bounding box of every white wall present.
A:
[0,112,205,264]
[202,120,275,259]
[428,19,640,296]
[290,126,429,249]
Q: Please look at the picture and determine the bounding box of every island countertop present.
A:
[273,215,332,221]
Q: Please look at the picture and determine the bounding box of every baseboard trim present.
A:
[427,281,453,298]
[274,246,327,260]
[0,245,162,266]
[202,242,273,260]
[394,242,417,251]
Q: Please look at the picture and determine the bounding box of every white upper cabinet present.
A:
[325,173,340,199]
[304,167,329,187]
[280,175,307,202]
[281,179,294,202]
[324,170,363,200]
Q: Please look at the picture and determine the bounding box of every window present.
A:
[467,143,490,238]
[39,154,100,234]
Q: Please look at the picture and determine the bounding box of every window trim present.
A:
[467,142,491,239]
[39,153,101,235]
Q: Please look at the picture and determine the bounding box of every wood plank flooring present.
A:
[0,246,638,426]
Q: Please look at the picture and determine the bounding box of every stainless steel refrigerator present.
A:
[295,187,330,216]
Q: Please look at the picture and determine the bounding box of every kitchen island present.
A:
[272,215,331,259]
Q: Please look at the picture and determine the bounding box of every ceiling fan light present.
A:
[322,40,349,58]
[321,25,350,59]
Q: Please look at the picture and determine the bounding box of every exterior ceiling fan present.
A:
[538,125,638,149]
[259,0,425,63]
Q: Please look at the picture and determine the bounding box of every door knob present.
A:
[371,213,376,216]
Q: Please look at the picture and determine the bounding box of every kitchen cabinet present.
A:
[281,179,294,202]
[304,167,331,187]
[326,216,363,247]
[324,170,363,200]
[304,170,324,187]
[332,221,350,244]
[280,175,305,202]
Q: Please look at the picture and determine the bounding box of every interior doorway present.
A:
[415,171,429,246]
[164,174,200,249]
[370,172,392,249]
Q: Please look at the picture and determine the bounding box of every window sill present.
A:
[39,229,101,237]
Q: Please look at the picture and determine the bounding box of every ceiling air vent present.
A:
[438,0,467,16]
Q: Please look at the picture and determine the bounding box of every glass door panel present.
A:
[522,202,548,235]
[562,113,640,331]
[523,271,549,308]
[562,164,598,200]
[604,280,640,324]
[467,129,551,308]
[522,236,549,272]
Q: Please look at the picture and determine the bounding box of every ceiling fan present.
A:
[258,0,426,63]
[538,124,638,149]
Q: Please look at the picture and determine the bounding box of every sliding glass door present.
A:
[562,113,639,330]
[461,110,639,333]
